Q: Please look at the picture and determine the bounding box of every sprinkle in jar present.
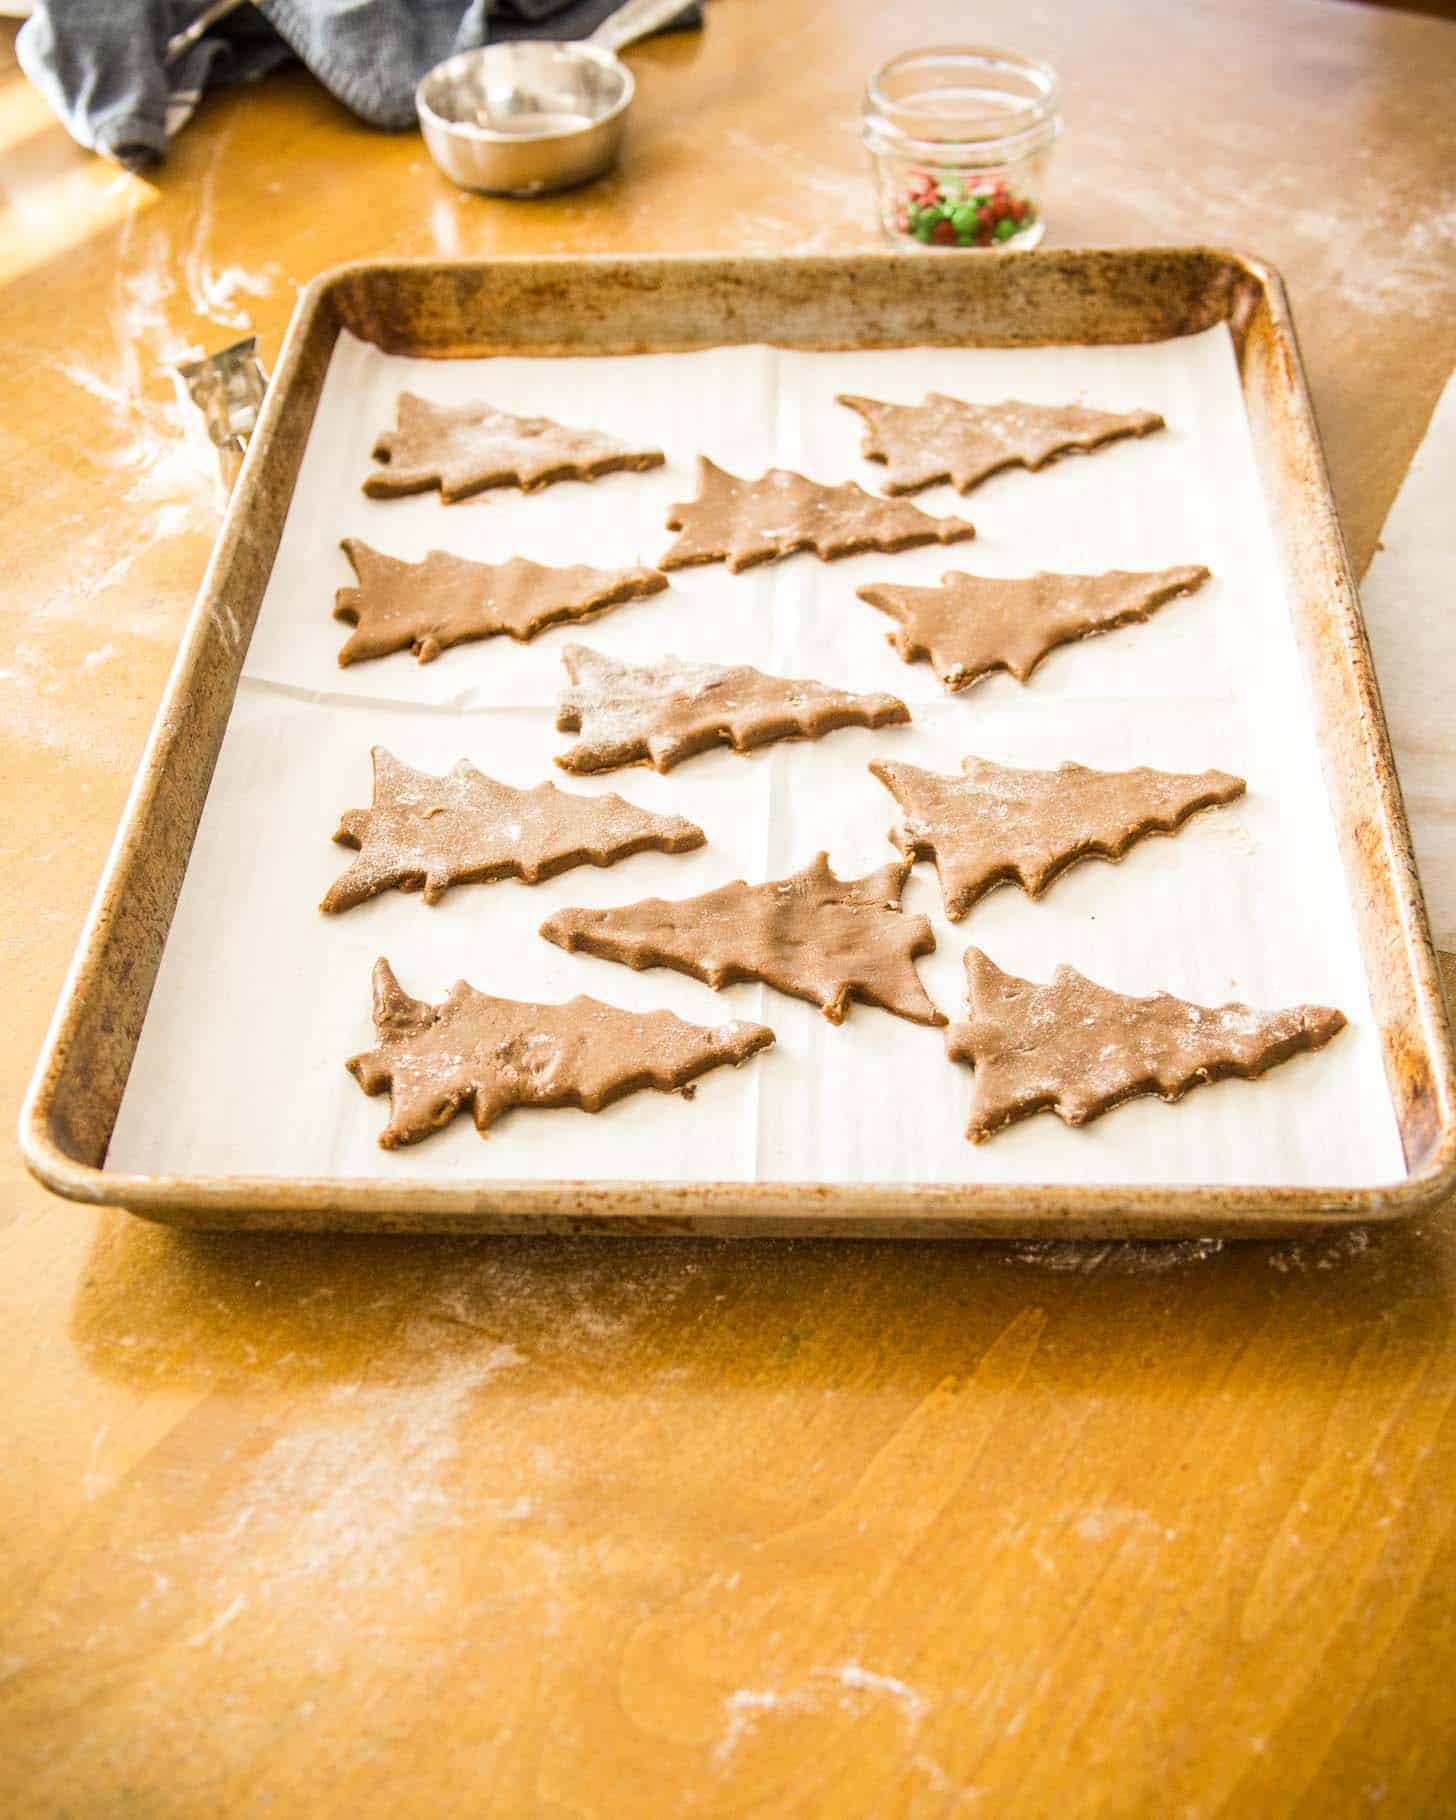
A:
[863,47,1061,252]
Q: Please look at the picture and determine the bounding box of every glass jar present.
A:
[862,47,1061,251]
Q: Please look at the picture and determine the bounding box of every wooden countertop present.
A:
[4,2,1456,1812]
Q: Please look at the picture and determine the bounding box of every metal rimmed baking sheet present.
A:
[21,252,1456,1235]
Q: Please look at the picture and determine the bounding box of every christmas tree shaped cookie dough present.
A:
[348,959,774,1149]
[556,644,910,774]
[334,540,668,666]
[320,748,705,913]
[541,852,945,1027]
[363,393,665,501]
[837,393,1165,495]
[658,457,974,572]
[872,756,1245,921]
[947,949,1346,1142]
[857,565,1211,693]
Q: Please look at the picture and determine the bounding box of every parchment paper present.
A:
[1360,368,1456,951]
[105,326,1406,1187]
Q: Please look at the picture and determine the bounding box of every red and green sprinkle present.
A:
[894,172,1035,248]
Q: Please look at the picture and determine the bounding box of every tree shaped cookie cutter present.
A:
[173,336,269,497]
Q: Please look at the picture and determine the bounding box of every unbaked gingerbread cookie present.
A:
[364,393,664,501]
[541,852,944,1027]
[947,949,1345,1141]
[556,644,909,774]
[348,958,773,1148]
[321,748,704,912]
[659,457,974,571]
[838,393,1164,495]
[334,541,667,666]
[857,565,1210,692]
[872,756,1245,920]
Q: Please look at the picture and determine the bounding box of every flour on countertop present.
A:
[183,127,280,333]
[1266,1227,1373,1274]
[1003,1238,1226,1275]
[716,1660,933,1764]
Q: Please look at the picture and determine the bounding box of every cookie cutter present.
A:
[173,336,269,495]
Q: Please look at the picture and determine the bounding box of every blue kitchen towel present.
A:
[18,0,701,169]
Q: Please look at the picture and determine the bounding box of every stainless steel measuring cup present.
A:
[417,0,692,196]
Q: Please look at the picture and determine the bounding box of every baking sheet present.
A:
[104,326,1406,1188]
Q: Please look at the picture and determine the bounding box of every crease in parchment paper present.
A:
[104,328,1405,1188]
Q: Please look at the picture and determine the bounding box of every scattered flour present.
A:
[182,126,278,332]
[186,1594,246,1650]
[1267,1227,1373,1274]
[1002,1237,1225,1275]
[715,1660,932,1764]
[716,1686,787,1764]
[833,1661,930,1725]
[1066,148,1456,323]
[122,1340,530,1636]
[1005,1227,1380,1277]
[1074,1504,1177,1545]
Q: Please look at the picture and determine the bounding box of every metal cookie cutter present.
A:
[173,337,268,495]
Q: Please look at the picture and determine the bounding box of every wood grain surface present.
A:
[3,1,1456,1812]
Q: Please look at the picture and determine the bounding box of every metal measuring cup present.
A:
[416,0,693,196]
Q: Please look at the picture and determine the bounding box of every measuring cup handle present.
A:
[588,0,693,55]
